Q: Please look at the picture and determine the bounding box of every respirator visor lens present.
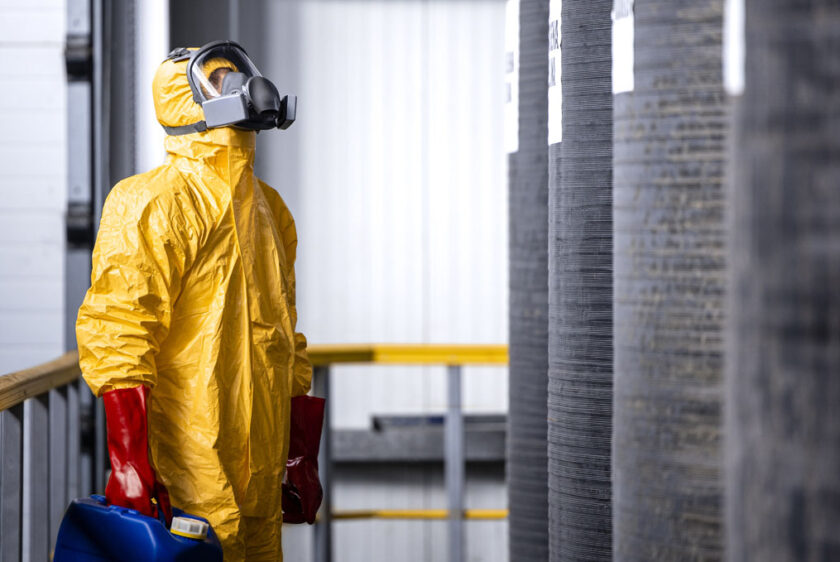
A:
[188,42,261,101]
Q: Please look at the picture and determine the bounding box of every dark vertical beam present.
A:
[104,0,136,187]
[248,0,304,216]
[508,0,550,556]
[169,0,230,47]
[67,381,80,503]
[93,399,105,494]
[613,0,728,559]
[548,1,613,560]
[82,0,139,495]
[727,1,840,560]
[65,0,94,354]
[313,366,332,562]
[78,380,94,496]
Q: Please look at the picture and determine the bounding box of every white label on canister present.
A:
[505,0,520,154]
[170,516,209,540]
[723,0,745,96]
[612,0,634,94]
[547,0,562,145]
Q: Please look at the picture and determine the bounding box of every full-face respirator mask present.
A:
[164,41,296,135]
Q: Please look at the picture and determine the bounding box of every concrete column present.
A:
[508,0,550,557]
[613,0,728,559]
[727,1,840,560]
[548,1,613,560]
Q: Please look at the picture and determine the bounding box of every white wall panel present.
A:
[0,312,63,346]
[0,0,62,7]
[424,0,509,414]
[0,212,64,244]
[243,1,508,559]
[322,466,507,562]
[0,8,63,42]
[0,179,66,211]
[0,7,65,374]
[135,0,169,173]
[0,280,63,310]
[0,245,64,278]
[292,0,508,428]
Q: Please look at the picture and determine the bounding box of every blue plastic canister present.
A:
[54,495,223,561]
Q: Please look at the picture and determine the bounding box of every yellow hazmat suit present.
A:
[76,55,311,560]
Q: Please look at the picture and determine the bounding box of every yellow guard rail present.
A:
[308,343,508,366]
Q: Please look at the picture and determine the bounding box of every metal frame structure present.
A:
[0,353,83,561]
[0,344,508,562]
[308,344,508,562]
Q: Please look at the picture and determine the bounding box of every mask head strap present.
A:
[159,44,221,136]
[165,47,192,63]
[162,120,208,136]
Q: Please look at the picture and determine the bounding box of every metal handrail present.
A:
[0,351,89,561]
[0,345,509,412]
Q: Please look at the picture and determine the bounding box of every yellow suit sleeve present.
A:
[287,242,313,397]
[76,178,197,397]
[280,204,313,397]
[258,180,312,396]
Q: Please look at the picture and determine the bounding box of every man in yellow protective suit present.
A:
[76,41,309,561]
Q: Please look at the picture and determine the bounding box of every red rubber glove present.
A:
[283,395,325,524]
[103,385,172,526]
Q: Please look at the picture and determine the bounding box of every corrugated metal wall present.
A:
[0,0,66,373]
[290,0,508,426]
[234,1,510,559]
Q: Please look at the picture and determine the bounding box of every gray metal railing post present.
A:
[94,396,106,494]
[23,395,50,562]
[67,382,81,503]
[49,387,69,550]
[313,365,332,562]
[1,404,23,562]
[445,365,465,562]
[79,379,94,497]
